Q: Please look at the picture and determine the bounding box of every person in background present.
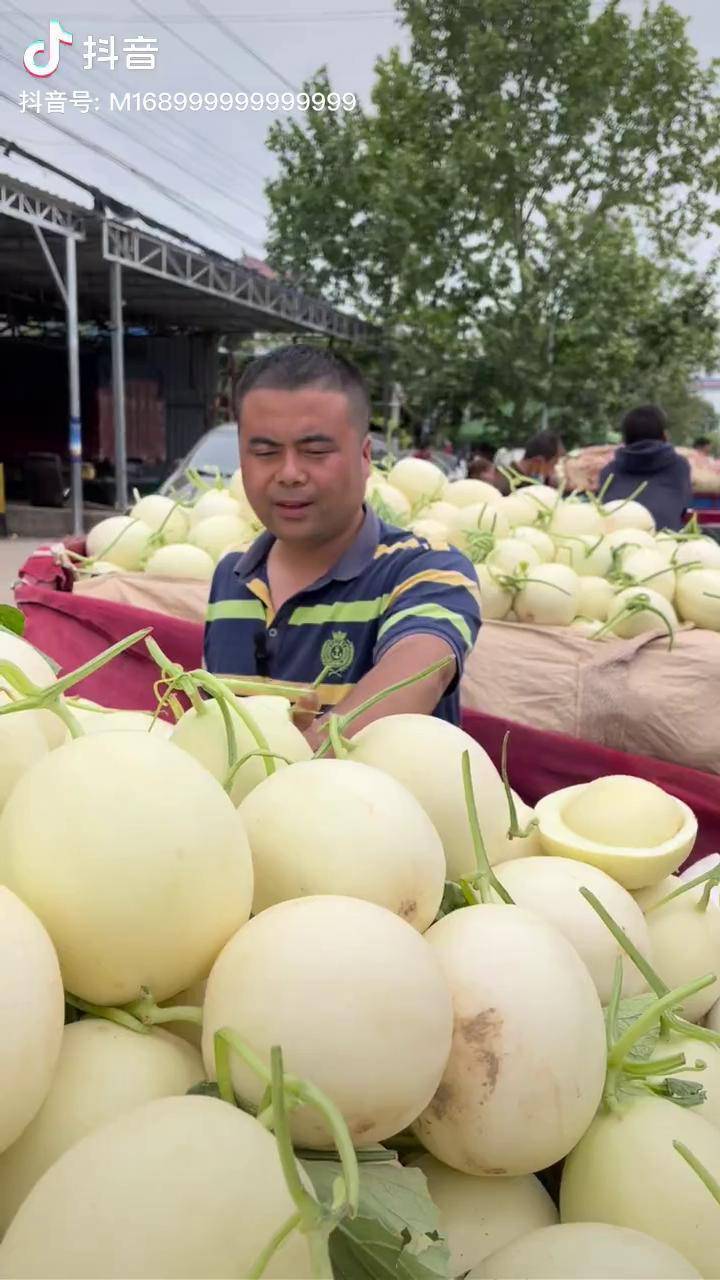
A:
[203,345,481,745]
[693,436,714,457]
[468,443,499,484]
[599,404,692,532]
[486,430,565,495]
[515,430,565,483]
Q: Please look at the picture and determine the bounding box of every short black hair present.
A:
[234,344,370,431]
[523,430,563,462]
[694,435,712,449]
[622,404,667,445]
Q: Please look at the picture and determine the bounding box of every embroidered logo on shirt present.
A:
[320,630,355,677]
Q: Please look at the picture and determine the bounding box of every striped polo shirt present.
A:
[204,507,481,724]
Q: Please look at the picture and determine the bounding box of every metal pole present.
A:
[65,236,83,536]
[110,260,128,510]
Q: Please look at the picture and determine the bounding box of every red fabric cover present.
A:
[13,584,719,868]
[462,708,720,868]
[15,584,203,709]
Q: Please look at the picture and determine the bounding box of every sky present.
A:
[0,0,409,260]
[0,1,717,266]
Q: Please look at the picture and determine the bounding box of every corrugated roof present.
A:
[0,153,374,342]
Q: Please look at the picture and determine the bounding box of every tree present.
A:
[265,0,720,442]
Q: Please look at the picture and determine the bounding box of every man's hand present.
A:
[320,635,456,744]
[294,636,456,751]
[291,689,321,736]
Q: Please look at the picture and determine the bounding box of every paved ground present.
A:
[0,537,44,604]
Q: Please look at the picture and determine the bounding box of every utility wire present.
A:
[0,130,268,267]
[186,0,300,93]
[0,8,398,23]
[132,0,257,100]
[0,33,268,232]
[0,80,267,253]
[7,4,268,189]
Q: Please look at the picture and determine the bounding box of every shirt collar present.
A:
[233,506,381,584]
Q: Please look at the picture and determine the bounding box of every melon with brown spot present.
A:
[413,904,606,1175]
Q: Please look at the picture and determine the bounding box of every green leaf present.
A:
[303,1159,451,1280]
[609,993,661,1062]
[646,1077,708,1109]
[435,880,469,921]
[186,1080,222,1100]
[0,605,25,637]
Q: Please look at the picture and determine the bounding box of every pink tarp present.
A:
[16,583,203,709]
[14,581,720,867]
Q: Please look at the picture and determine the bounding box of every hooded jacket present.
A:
[598,440,693,532]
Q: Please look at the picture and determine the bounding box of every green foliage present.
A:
[0,605,25,638]
[265,0,720,446]
[303,1159,451,1280]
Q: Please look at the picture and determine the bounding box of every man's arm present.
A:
[303,634,455,750]
[302,539,482,748]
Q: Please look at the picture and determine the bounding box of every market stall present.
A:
[14,569,720,865]
[2,464,720,1278]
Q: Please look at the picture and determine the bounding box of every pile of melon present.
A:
[0,618,718,1278]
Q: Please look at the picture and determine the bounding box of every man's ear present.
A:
[361,432,372,475]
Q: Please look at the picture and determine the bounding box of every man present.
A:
[488,430,564,495]
[515,430,565,483]
[694,436,713,457]
[204,346,480,745]
[599,405,692,532]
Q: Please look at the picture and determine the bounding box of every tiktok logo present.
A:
[23,19,73,77]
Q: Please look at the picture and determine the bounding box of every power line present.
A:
[186,0,299,93]
[6,3,268,188]
[0,8,398,22]
[0,131,267,267]
[132,0,257,100]
[0,26,268,229]
[0,81,267,252]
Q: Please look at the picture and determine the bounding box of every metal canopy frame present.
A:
[0,171,374,527]
[0,178,85,238]
[102,220,369,342]
[0,178,86,533]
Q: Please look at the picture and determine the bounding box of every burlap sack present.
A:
[73,572,210,624]
[462,621,720,774]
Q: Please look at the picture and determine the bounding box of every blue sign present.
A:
[69,415,82,460]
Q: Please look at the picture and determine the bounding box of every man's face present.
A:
[238,384,371,546]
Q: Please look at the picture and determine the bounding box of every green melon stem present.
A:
[214,1027,272,1102]
[579,888,720,1046]
[124,989,203,1027]
[247,1211,303,1280]
[500,732,539,840]
[599,479,649,516]
[313,654,453,759]
[644,864,720,914]
[622,1052,688,1078]
[605,958,623,1053]
[64,992,150,1035]
[673,1141,720,1206]
[327,715,349,760]
[608,974,716,1068]
[225,749,292,792]
[461,750,514,906]
[147,637,306,704]
[193,671,278,781]
[0,628,151,734]
[83,515,144,569]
